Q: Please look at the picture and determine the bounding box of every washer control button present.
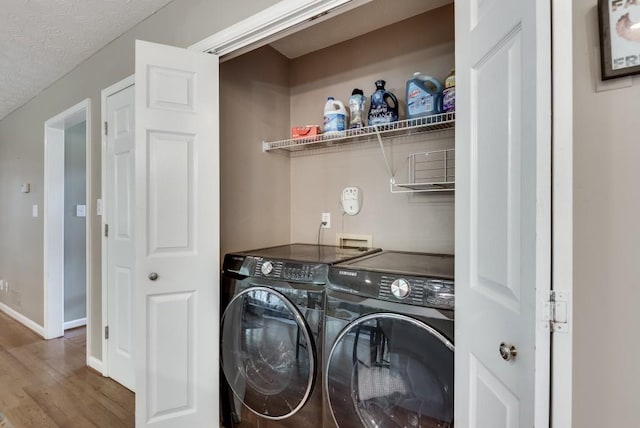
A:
[390,279,411,299]
[261,261,274,275]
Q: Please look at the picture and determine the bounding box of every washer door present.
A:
[221,286,316,420]
[325,313,454,428]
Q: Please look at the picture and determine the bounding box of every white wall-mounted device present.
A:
[20,183,30,193]
[341,186,362,216]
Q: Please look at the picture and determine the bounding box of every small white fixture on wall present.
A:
[341,186,362,215]
[20,183,30,193]
[76,205,87,217]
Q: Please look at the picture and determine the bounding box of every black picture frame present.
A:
[599,0,640,80]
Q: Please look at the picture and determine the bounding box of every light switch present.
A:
[20,183,30,193]
[96,199,103,216]
[76,205,87,217]
[32,204,38,217]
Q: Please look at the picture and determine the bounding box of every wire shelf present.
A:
[390,148,455,193]
[262,112,455,152]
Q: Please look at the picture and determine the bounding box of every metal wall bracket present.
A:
[542,290,570,333]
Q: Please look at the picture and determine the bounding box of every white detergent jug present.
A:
[323,97,347,135]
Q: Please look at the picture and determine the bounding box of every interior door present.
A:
[106,84,136,391]
[134,40,220,427]
[455,0,551,426]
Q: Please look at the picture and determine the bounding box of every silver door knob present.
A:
[499,342,517,361]
[148,272,159,281]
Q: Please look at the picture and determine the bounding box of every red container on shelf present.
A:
[291,125,321,139]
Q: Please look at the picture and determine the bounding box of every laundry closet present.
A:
[218,0,455,256]
[129,0,553,425]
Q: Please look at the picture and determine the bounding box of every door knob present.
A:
[148,272,159,281]
[499,342,517,361]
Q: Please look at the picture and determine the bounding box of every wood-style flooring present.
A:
[0,311,134,427]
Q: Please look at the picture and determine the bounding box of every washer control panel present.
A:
[378,275,454,309]
[250,257,328,284]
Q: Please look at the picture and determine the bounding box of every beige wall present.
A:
[573,1,640,426]
[0,0,279,361]
[289,6,455,251]
[220,46,291,255]
[218,6,455,254]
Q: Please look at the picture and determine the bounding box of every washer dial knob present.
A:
[261,261,274,275]
[390,279,411,299]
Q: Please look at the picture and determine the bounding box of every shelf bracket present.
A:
[374,125,396,182]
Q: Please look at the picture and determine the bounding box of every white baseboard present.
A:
[0,301,45,338]
[87,355,104,374]
[64,317,87,330]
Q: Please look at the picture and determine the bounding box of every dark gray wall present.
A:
[64,121,87,323]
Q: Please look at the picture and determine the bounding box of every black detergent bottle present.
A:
[367,80,399,126]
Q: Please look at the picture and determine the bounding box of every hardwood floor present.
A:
[0,311,134,427]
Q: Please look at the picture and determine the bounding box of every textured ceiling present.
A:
[0,0,175,121]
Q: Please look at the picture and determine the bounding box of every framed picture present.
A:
[599,0,640,80]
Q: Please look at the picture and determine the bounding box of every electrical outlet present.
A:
[322,212,331,228]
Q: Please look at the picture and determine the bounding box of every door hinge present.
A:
[542,290,569,333]
[104,224,109,237]
[105,326,109,340]
[104,121,108,136]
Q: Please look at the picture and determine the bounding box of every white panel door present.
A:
[106,84,136,391]
[134,40,219,427]
[455,0,551,426]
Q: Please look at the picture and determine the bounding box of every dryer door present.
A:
[221,286,316,420]
[325,313,454,428]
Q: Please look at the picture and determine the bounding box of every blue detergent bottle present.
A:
[406,72,444,119]
[368,80,399,125]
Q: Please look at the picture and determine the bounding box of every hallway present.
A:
[0,311,134,427]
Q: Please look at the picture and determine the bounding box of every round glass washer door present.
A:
[325,313,454,428]
[221,286,316,420]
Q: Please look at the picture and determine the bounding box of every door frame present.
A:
[100,75,136,376]
[187,0,573,425]
[189,0,371,58]
[43,98,92,346]
[551,1,573,427]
